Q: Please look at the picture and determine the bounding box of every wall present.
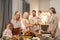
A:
[29,0,39,14]
[12,0,23,16]
[39,0,50,11]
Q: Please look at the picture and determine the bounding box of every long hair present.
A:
[13,11,21,21]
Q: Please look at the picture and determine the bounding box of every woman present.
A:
[22,12,37,36]
[22,12,31,31]
[48,7,58,37]
[11,11,22,35]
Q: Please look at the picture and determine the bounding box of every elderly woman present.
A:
[21,12,32,31]
[48,7,58,37]
[11,11,22,35]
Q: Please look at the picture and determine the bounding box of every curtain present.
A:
[0,0,12,37]
[23,0,30,14]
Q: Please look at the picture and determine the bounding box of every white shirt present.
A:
[3,29,12,37]
[21,18,30,30]
[20,20,26,30]
[11,19,21,28]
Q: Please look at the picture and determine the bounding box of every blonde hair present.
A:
[13,11,21,21]
[23,12,29,19]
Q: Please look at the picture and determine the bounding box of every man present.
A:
[29,10,41,34]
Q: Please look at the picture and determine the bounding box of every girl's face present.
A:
[6,24,11,29]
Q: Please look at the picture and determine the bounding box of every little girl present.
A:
[3,22,13,37]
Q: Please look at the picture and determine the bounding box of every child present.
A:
[3,22,13,38]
